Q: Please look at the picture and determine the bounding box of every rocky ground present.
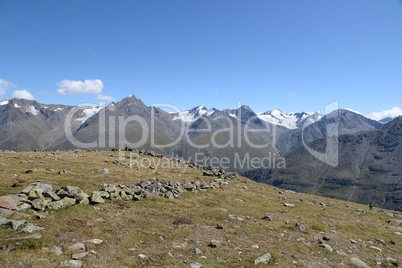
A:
[0,150,401,267]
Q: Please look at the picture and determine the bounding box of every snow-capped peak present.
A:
[75,105,106,124]
[257,109,321,129]
[173,105,215,123]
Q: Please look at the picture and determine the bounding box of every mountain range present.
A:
[1,95,401,210]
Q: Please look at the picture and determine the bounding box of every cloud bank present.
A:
[11,89,35,100]
[369,107,402,121]
[56,79,103,95]
[0,78,15,97]
[97,94,116,101]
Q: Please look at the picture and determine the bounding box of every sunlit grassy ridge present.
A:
[0,150,401,267]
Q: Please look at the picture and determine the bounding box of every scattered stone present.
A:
[189,262,202,268]
[384,212,394,217]
[216,223,224,229]
[209,240,221,248]
[6,233,42,240]
[20,222,44,233]
[283,203,295,207]
[72,252,88,260]
[98,167,110,175]
[296,223,307,233]
[84,239,103,244]
[254,253,271,265]
[350,239,357,244]
[60,260,82,268]
[50,246,63,256]
[25,169,35,174]
[350,257,370,268]
[368,246,382,252]
[319,244,333,252]
[68,243,85,252]
[262,215,272,221]
[138,254,147,259]
[188,247,203,254]
[11,182,23,188]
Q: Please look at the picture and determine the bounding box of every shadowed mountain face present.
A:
[245,117,402,211]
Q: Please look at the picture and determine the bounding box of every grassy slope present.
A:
[0,151,400,268]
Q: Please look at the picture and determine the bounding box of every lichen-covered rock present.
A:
[68,243,85,251]
[20,222,44,233]
[254,253,271,265]
[32,198,48,210]
[42,190,61,201]
[165,191,174,199]
[98,167,110,175]
[90,191,105,204]
[47,197,75,210]
[109,191,122,201]
[21,183,53,195]
[28,189,44,200]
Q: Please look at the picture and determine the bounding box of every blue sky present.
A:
[0,0,401,118]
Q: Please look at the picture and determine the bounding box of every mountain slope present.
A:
[246,116,402,211]
[275,109,382,155]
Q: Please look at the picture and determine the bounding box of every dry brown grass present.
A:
[0,150,401,267]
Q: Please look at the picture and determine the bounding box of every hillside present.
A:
[246,117,402,212]
[0,150,401,267]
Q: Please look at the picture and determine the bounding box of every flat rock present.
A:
[254,253,271,265]
[0,208,30,219]
[68,243,85,252]
[47,197,76,210]
[72,252,88,260]
[350,257,370,268]
[84,239,103,244]
[6,233,42,240]
[0,196,17,210]
[189,262,202,268]
[50,246,63,256]
[283,203,295,207]
[60,260,82,268]
[98,167,110,175]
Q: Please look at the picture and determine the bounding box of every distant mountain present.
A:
[0,96,387,173]
[275,109,382,154]
[0,98,87,151]
[245,116,402,211]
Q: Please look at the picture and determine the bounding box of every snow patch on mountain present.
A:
[26,105,39,115]
[54,108,64,111]
[257,109,319,129]
[76,106,105,124]
[0,100,8,106]
[14,104,21,108]
[173,105,215,123]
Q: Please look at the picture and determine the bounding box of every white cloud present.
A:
[56,79,103,95]
[0,78,15,96]
[369,107,402,121]
[288,93,296,97]
[11,89,35,100]
[97,94,116,101]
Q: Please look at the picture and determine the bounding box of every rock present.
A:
[84,239,103,244]
[165,191,174,199]
[0,196,17,210]
[319,244,333,252]
[47,197,76,210]
[188,247,203,254]
[25,169,35,174]
[350,257,370,268]
[42,190,61,201]
[189,262,202,268]
[6,219,26,230]
[0,208,30,219]
[262,215,272,221]
[217,223,224,229]
[90,191,105,204]
[209,240,220,248]
[98,167,110,175]
[138,254,147,259]
[21,183,53,194]
[16,203,31,211]
[6,233,42,240]
[254,253,271,265]
[72,252,88,260]
[50,246,63,256]
[296,223,307,233]
[32,198,48,210]
[368,246,382,252]
[354,209,365,215]
[384,212,394,217]
[20,222,44,233]
[60,260,82,268]
[283,203,295,207]
[68,243,85,252]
